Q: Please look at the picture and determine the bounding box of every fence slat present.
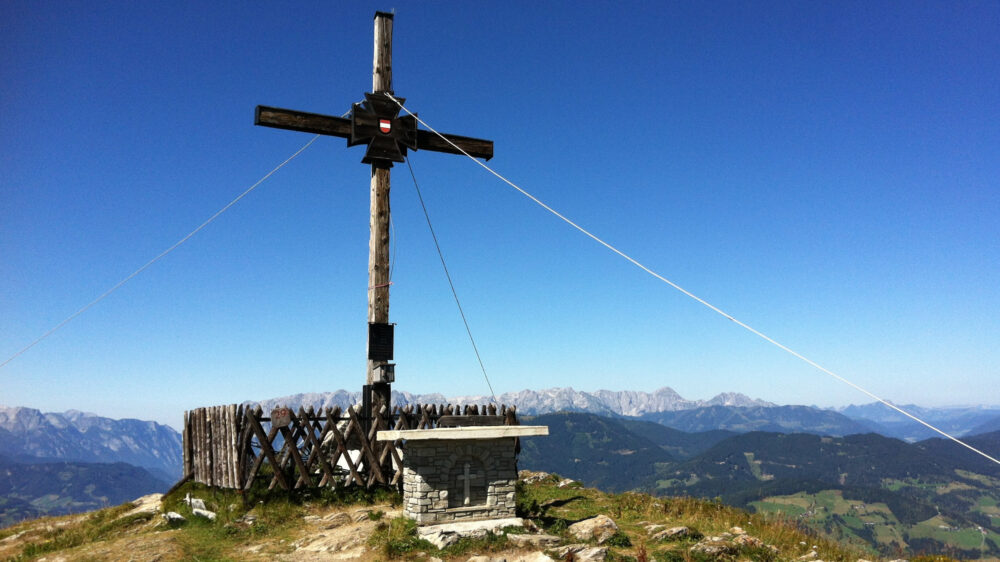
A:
[183,401,519,491]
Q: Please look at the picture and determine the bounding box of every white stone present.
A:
[124,493,162,517]
[192,507,216,521]
[651,526,690,541]
[568,514,619,544]
[163,511,186,523]
[417,517,524,549]
[551,544,607,562]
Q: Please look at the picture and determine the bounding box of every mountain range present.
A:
[4,385,1000,550]
[0,406,182,482]
[253,386,775,417]
[835,402,1000,442]
[256,387,1000,440]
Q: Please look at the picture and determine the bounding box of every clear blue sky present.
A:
[2,2,997,429]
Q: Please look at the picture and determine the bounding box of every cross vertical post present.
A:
[253,11,495,487]
[366,11,393,423]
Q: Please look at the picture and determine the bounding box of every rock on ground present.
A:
[650,525,691,541]
[690,539,737,557]
[507,533,562,548]
[417,517,525,550]
[191,508,216,521]
[518,470,552,484]
[125,494,163,517]
[550,544,607,562]
[287,508,401,561]
[163,512,185,523]
[568,514,618,544]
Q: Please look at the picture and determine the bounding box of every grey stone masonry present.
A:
[402,438,518,524]
[379,426,547,526]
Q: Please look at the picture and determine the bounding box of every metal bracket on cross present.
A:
[348,92,418,167]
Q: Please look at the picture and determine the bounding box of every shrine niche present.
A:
[377,425,548,525]
[447,458,488,508]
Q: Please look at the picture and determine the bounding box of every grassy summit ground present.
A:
[0,472,959,561]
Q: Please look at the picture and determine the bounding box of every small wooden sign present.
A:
[270,407,292,428]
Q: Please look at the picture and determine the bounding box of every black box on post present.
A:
[368,322,394,361]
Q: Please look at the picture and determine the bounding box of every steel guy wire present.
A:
[0,134,321,370]
[385,92,1000,467]
[405,156,498,405]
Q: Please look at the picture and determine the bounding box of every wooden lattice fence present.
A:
[182,402,519,491]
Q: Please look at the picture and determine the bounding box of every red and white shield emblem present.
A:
[379,119,391,134]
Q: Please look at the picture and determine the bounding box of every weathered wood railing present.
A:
[182,402,518,491]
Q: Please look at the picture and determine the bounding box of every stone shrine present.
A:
[377,425,548,524]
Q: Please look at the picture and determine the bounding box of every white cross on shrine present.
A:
[455,462,482,506]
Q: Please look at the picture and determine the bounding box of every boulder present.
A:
[421,529,462,550]
[651,526,692,541]
[417,517,524,550]
[184,493,207,511]
[352,508,374,522]
[568,514,619,544]
[519,470,552,484]
[192,507,216,521]
[690,540,735,556]
[321,511,353,529]
[124,493,163,517]
[163,511,186,523]
[550,544,607,562]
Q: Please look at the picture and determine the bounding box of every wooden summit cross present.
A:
[254,12,494,422]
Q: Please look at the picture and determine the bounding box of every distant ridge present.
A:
[252,387,774,417]
[834,402,1000,441]
[0,406,182,482]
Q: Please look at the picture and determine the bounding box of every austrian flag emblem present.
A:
[379,119,391,134]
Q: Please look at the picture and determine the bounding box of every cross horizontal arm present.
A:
[256,105,493,160]
[416,130,493,160]
[255,106,351,138]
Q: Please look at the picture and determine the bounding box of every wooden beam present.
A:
[416,130,493,160]
[255,106,492,160]
[255,106,351,138]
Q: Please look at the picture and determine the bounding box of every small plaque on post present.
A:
[270,407,292,428]
[368,322,394,361]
